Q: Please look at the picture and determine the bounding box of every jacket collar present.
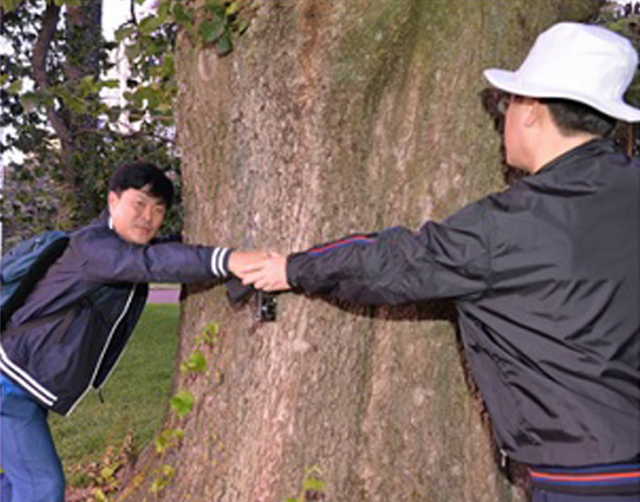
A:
[533,138,617,176]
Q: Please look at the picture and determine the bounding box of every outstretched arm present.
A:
[238,200,493,305]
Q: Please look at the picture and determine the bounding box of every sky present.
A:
[103,0,156,40]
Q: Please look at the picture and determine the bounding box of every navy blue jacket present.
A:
[287,139,639,467]
[0,213,230,415]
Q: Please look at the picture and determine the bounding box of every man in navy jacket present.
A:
[239,24,640,501]
[0,162,260,501]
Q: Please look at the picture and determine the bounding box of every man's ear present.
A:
[107,191,119,212]
[523,98,542,128]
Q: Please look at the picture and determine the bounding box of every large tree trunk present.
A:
[122,1,600,500]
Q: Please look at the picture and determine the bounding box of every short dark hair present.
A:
[539,98,617,138]
[108,162,174,209]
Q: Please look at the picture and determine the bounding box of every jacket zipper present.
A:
[92,285,144,395]
[65,285,137,416]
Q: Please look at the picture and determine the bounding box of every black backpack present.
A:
[0,231,70,331]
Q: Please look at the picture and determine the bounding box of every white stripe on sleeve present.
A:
[210,248,230,277]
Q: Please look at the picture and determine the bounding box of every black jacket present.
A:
[0,214,230,415]
[287,139,639,467]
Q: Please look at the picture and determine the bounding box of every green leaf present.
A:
[155,433,167,453]
[215,31,233,57]
[204,0,226,19]
[236,19,250,35]
[181,350,207,373]
[93,489,109,502]
[172,3,193,24]
[303,477,325,491]
[155,428,184,453]
[157,0,170,23]
[125,42,143,62]
[79,75,98,95]
[225,1,240,17]
[7,79,22,94]
[199,20,226,44]
[139,15,162,35]
[204,322,219,337]
[100,463,119,480]
[170,390,195,418]
[101,79,121,89]
[155,103,174,114]
[114,25,134,42]
[160,464,175,478]
[0,0,21,12]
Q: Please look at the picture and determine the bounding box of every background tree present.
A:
[597,3,640,156]
[0,0,181,248]
[121,1,601,501]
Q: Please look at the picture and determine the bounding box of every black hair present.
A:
[108,162,174,209]
[539,98,617,138]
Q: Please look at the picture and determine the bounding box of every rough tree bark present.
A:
[121,1,600,501]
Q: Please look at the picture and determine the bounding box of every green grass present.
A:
[49,304,180,485]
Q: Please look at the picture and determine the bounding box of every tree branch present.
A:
[130,0,137,25]
[32,1,73,150]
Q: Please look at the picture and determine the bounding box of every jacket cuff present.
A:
[211,248,231,278]
[286,253,303,292]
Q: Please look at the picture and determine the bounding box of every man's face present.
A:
[108,188,166,245]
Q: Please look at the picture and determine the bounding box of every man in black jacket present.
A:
[0,162,261,501]
[238,23,640,501]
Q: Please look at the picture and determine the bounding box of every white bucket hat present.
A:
[484,22,640,122]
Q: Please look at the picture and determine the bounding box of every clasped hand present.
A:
[227,251,290,292]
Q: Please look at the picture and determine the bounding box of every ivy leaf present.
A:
[199,20,226,44]
[215,31,233,57]
[160,465,175,478]
[93,489,109,502]
[172,3,193,24]
[181,350,207,374]
[303,477,325,491]
[204,322,219,337]
[205,0,226,19]
[225,1,240,16]
[100,463,119,481]
[170,390,195,418]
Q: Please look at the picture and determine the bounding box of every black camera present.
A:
[257,291,277,322]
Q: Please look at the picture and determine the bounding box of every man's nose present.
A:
[141,205,153,222]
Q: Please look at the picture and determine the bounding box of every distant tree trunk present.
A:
[31,0,103,229]
[121,1,600,501]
